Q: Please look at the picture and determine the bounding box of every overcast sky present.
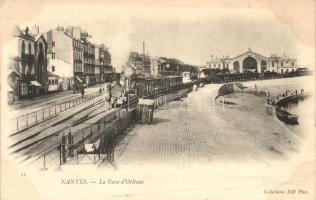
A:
[17,5,314,71]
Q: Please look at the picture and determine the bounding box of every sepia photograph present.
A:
[0,0,315,199]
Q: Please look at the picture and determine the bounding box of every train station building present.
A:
[206,48,297,74]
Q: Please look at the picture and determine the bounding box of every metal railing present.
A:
[11,91,103,133]
[31,97,138,170]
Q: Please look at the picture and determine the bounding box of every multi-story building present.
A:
[94,46,101,84]
[8,25,48,100]
[98,44,113,82]
[83,42,95,86]
[206,56,228,70]
[206,48,298,74]
[73,38,84,85]
[45,25,113,89]
[270,54,297,73]
[45,27,74,91]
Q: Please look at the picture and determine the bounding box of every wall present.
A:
[48,57,73,77]
[48,77,58,91]
[52,29,73,65]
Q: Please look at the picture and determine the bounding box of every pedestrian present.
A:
[81,87,85,99]
[67,128,74,157]
[61,133,67,163]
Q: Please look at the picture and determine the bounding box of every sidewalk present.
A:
[11,90,72,106]
[9,84,104,113]
[10,83,105,107]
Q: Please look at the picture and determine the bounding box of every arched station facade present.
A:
[206,48,297,74]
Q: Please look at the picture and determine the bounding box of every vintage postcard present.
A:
[1,0,315,199]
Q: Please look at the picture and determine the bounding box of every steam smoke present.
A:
[101,16,134,73]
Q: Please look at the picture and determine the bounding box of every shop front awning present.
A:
[7,83,14,92]
[76,76,83,83]
[30,81,42,87]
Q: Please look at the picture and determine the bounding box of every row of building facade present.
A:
[8,25,114,100]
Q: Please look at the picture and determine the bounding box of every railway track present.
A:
[10,97,106,156]
[13,101,132,168]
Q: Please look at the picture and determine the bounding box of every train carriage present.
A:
[134,76,183,99]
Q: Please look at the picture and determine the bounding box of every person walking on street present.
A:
[61,133,67,163]
[67,128,74,157]
[81,87,85,100]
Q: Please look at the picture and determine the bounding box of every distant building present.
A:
[206,48,298,73]
[98,44,113,82]
[8,25,48,100]
[269,54,297,73]
[198,65,207,78]
[150,56,162,76]
[95,44,113,83]
[127,51,151,77]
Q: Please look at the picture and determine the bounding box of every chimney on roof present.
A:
[25,27,29,35]
[143,41,145,55]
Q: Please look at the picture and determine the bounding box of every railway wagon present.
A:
[135,76,184,98]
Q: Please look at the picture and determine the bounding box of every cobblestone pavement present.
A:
[113,83,301,167]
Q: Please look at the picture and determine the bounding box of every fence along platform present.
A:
[10,91,103,133]
[23,98,138,169]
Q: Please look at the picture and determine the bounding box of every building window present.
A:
[52,66,55,72]
[28,43,32,54]
[52,53,55,59]
[52,41,55,47]
[292,62,294,66]
[21,41,25,55]
[281,62,283,66]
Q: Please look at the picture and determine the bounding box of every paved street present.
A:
[113,83,301,167]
